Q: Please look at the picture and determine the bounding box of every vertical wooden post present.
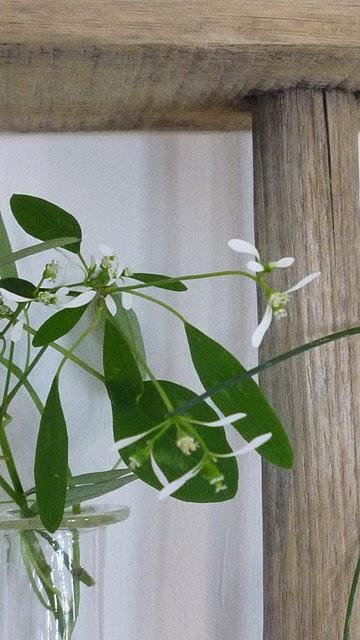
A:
[253,89,360,639]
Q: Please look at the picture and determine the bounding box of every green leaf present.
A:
[27,469,134,507]
[33,305,89,347]
[117,380,238,503]
[109,294,147,370]
[34,376,68,532]
[131,272,187,292]
[103,319,144,410]
[0,277,36,298]
[71,469,132,485]
[185,324,293,469]
[0,237,79,269]
[65,473,135,507]
[11,195,82,254]
[0,212,18,278]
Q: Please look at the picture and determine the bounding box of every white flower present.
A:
[90,244,133,311]
[157,463,203,501]
[228,238,295,273]
[252,272,321,348]
[157,432,272,501]
[176,435,199,455]
[215,432,273,458]
[98,244,124,280]
[192,412,246,427]
[0,285,94,343]
[43,260,60,282]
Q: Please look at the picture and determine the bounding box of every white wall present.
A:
[0,132,261,639]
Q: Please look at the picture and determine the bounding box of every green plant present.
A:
[0,194,357,638]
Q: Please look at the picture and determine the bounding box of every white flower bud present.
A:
[43,260,60,282]
[37,291,58,306]
[176,435,199,456]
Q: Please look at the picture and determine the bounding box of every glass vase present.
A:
[0,505,130,639]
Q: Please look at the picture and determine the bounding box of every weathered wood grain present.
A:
[0,3,360,130]
[253,89,360,639]
[2,1,360,46]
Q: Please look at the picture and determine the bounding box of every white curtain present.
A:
[0,131,262,639]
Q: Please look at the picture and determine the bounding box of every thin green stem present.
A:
[170,325,360,417]
[24,310,31,371]
[0,336,5,358]
[131,290,187,323]
[0,473,21,505]
[343,555,360,640]
[33,276,45,297]
[1,342,14,410]
[117,269,258,292]
[0,302,27,338]
[55,308,102,377]
[79,253,89,273]
[5,347,47,411]
[0,355,44,414]
[0,343,27,508]
[24,324,104,382]
[137,355,174,413]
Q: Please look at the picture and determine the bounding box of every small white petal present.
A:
[113,427,157,451]
[105,296,117,316]
[221,433,273,458]
[150,453,168,486]
[271,257,295,268]
[285,271,321,294]
[201,412,247,427]
[234,432,272,455]
[251,305,273,348]
[67,285,88,293]
[122,292,133,310]
[0,288,32,303]
[227,239,260,260]
[158,464,202,501]
[246,260,264,273]
[56,286,70,298]
[10,315,25,343]
[98,243,115,257]
[63,290,96,308]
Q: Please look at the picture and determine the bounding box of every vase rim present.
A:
[0,504,130,531]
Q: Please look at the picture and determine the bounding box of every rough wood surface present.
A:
[253,88,360,639]
[2,1,360,46]
[0,2,360,130]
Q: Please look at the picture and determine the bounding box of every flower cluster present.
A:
[0,245,133,343]
[115,411,272,500]
[228,238,320,347]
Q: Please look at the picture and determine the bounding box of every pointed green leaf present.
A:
[71,469,132,485]
[0,212,17,278]
[26,469,132,499]
[131,272,187,292]
[116,380,238,503]
[109,294,147,369]
[0,237,79,269]
[185,323,293,469]
[0,277,36,298]
[33,305,89,347]
[35,376,68,532]
[65,473,135,507]
[103,319,144,411]
[11,195,82,254]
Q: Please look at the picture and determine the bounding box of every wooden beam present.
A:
[253,89,360,639]
[0,2,360,131]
